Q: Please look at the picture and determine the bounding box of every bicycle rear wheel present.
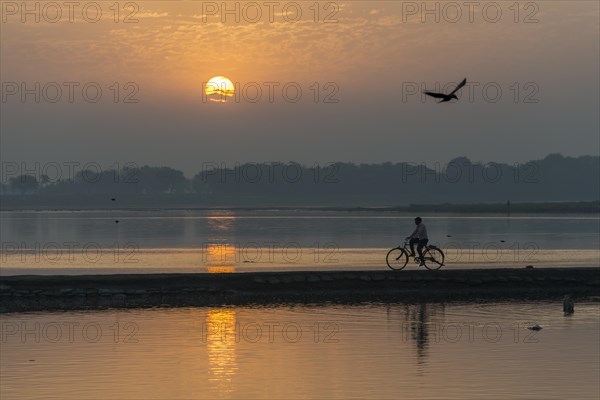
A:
[423,247,444,270]
[386,247,409,270]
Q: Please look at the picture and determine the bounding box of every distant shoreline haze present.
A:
[1,154,598,207]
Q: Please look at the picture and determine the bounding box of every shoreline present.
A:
[1,197,598,213]
[1,268,599,313]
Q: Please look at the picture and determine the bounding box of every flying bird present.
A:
[424,78,467,103]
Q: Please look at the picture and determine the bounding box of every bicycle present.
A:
[386,240,445,271]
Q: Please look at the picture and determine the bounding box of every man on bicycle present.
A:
[406,217,428,266]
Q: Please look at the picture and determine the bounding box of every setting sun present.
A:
[205,76,235,102]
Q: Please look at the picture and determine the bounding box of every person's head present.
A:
[414,217,422,225]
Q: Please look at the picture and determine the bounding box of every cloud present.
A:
[136,12,170,19]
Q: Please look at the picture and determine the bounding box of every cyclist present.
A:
[405,217,428,266]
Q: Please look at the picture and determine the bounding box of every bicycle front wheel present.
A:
[423,247,445,270]
[386,247,409,270]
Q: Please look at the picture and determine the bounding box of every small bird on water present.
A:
[424,78,467,103]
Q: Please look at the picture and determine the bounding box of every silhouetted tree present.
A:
[9,175,38,194]
[3,155,598,204]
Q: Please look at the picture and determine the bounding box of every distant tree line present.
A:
[1,154,598,203]
[1,166,189,195]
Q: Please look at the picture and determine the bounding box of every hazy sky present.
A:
[1,1,598,176]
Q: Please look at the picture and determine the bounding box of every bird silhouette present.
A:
[424,78,467,103]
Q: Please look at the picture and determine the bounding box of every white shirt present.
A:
[410,223,428,240]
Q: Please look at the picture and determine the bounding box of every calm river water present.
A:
[1,210,598,274]
[1,302,599,399]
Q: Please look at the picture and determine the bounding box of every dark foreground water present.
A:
[1,301,599,399]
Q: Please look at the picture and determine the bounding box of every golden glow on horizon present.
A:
[205,76,235,102]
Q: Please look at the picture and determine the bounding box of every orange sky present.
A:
[1,1,599,173]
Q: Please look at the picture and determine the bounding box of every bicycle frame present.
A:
[387,241,445,270]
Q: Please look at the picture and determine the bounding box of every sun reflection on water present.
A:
[204,244,237,273]
[205,309,238,392]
